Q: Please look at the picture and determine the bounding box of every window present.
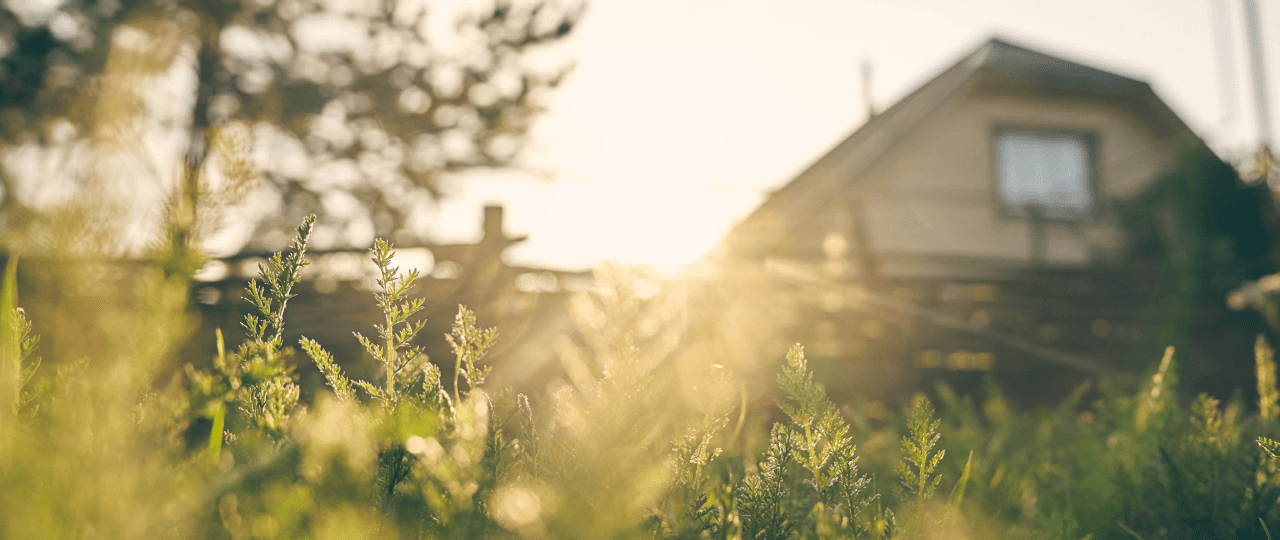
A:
[994,130,1094,219]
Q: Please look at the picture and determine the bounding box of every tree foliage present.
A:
[0,0,581,247]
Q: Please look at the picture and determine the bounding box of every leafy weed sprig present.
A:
[447,305,497,404]
[354,239,429,405]
[739,424,800,540]
[242,214,315,359]
[899,397,945,508]
[738,344,877,539]
[778,344,876,529]
[301,239,452,410]
[186,215,314,447]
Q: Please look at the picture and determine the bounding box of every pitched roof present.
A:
[710,36,1211,260]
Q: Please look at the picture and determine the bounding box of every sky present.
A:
[423,0,1280,273]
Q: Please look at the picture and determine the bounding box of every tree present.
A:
[0,0,581,250]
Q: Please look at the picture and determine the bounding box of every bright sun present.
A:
[550,180,732,275]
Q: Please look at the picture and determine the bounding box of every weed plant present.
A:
[5,213,1280,539]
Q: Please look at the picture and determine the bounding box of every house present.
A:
[700,37,1276,406]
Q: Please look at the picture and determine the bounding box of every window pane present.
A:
[996,132,1092,218]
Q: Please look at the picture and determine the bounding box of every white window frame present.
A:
[993,127,1097,221]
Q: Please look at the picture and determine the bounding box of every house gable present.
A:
[711,37,1221,277]
[840,86,1182,272]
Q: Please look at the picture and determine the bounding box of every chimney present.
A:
[482,204,505,244]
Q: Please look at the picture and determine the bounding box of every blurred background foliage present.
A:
[0,0,581,252]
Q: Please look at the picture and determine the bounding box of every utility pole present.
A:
[1243,0,1274,151]
[1211,0,1238,131]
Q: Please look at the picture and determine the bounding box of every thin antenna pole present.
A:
[1242,0,1273,150]
[861,58,875,119]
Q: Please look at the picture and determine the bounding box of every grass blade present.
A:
[1,255,17,413]
[951,449,973,507]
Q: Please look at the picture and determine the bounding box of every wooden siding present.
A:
[780,86,1182,275]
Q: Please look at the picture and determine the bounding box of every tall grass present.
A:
[3,212,1280,539]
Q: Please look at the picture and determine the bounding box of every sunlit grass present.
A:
[3,207,1280,538]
